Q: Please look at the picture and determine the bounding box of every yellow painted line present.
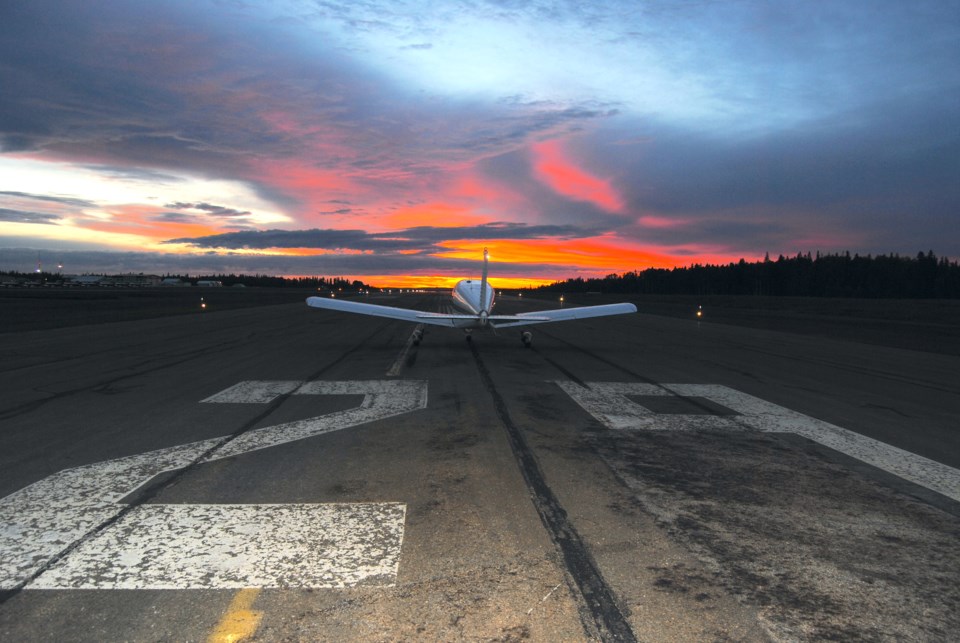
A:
[207,588,263,643]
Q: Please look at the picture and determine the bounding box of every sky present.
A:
[1,0,958,288]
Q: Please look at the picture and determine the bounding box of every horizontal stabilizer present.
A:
[490,302,637,328]
[307,296,637,330]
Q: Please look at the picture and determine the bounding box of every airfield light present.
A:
[696,305,702,318]
[200,297,206,310]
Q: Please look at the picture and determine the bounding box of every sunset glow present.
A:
[532,140,623,213]
[2,3,957,281]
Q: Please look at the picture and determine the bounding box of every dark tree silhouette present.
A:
[535,252,960,299]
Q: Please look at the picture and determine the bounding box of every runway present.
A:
[1,292,958,641]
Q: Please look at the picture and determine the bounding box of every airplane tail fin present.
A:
[480,247,490,315]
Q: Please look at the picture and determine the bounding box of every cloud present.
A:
[0,208,61,224]
[531,139,623,213]
[0,246,570,278]
[164,221,602,254]
[164,202,252,218]
[80,165,183,183]
[0,191,96,208]
[578,89,960,256]
[150,212,194,223]
[2,1,958,272]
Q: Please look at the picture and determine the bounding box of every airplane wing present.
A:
[306,296,474,328]
[306,297,637,330]
[488,302,637,328]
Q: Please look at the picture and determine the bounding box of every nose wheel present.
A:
[520,331,532,347]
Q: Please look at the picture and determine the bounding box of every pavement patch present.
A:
[557,381,960,502]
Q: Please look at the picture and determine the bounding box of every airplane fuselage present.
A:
[305,246,637,345]
[451,278,495,320]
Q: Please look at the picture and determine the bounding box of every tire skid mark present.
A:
[469,342,636,642]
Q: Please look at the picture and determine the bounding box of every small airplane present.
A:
[306,248,637,346]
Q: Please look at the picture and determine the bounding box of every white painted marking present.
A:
[557,381,960,503]
[201,380,302,403]
[215,380,428,460]
[32,504,406,589]
[0,380,427,590]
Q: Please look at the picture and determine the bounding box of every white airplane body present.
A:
[306,249,636,346]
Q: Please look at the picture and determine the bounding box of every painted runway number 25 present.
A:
[0,380,427,590]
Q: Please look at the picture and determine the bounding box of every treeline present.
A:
[0,270,375,291]
[537,252,960,298]
[188,274,374,290]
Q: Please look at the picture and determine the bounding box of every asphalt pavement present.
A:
[1,292,957,641]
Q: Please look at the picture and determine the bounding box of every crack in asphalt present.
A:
[0,337,250,421]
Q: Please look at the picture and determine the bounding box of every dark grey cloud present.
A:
[2,0,958,268]
[0,191,96,208]
[164,202,252,218]
[0,0,618,215]
[80,164,183,183]
[0,246,573,278]
[164,221,601,253]
[0,208,61,224]
[546,89,960,256]
[151,212,193,223]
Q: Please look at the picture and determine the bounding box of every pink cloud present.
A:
[637,215,689,229]
[531,140,623,213]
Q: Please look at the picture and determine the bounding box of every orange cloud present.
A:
[532,140,623,213]
[321,274,557,290]
[437,238,679,272]
[381,202,489,229]
[637,215,689,229]
[82,205,223,241]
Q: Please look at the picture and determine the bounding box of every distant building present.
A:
[196,280,223,287]
[160,278,191,287]
[69,275,106,287]
[127,274,162,287]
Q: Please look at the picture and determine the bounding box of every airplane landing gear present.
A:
[520,331,532,347]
